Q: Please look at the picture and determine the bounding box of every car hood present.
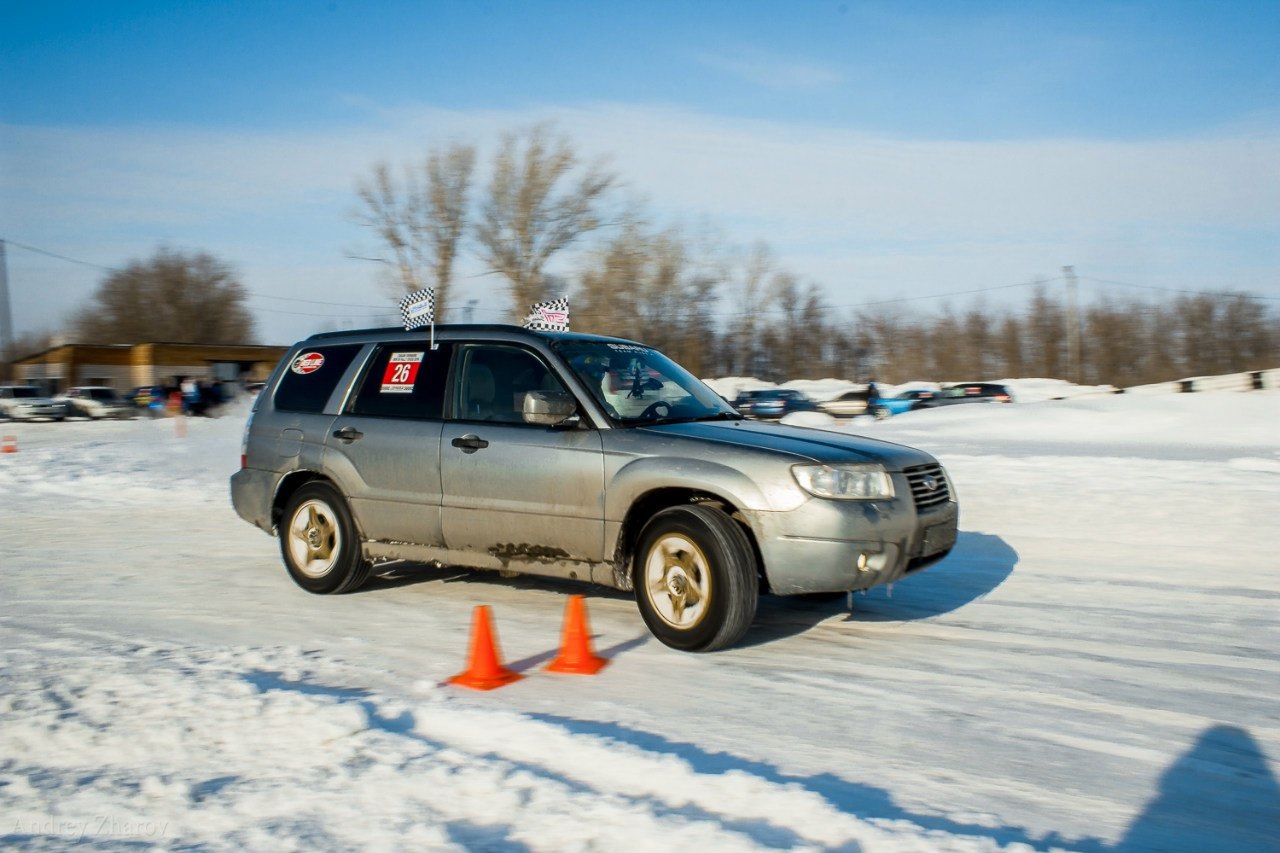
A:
[637,419,937,470]
[18,396,62,406]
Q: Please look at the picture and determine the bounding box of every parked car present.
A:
[818,389,870,418]
[732,388,821,420]
[231,325,959,652]
[915,382,1014,410]
[0,385,68,421]
[58,386,137,419]
[869,389,939,419]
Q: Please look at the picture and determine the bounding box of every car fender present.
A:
[604,454,804,521]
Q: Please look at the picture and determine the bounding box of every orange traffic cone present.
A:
[546,595,608,675]
[1,435,16,453]
[447,605,524,690]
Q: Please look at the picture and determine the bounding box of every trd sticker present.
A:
[380,352,424,393]
[291,352,325,374]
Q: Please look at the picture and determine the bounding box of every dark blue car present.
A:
[733,389,820,420]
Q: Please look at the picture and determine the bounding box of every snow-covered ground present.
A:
[2,384,1278,852]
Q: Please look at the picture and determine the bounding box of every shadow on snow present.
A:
[742,530,1017,646]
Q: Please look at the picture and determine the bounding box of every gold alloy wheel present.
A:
[644,533,711,630]
[286,499,340,579]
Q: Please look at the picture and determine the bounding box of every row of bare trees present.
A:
[358,124,1277,387]
[14,126,1270,389]
[840,291,1277,388]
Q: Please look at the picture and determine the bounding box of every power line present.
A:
[840,277,1054,310]
[247,293,388,310]
[1079,275,1280,301]
[8,239,1277,324]
[6,240,394,311]
[5,240,119,272]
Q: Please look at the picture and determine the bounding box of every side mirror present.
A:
[522,390,579,427]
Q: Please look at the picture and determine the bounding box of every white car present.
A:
[0,385,68,421]
[58,386,136,419]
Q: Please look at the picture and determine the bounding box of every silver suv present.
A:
[230,325,958,651]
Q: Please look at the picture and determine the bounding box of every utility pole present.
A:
[1062,265,1080,383]
[0,240,13,382]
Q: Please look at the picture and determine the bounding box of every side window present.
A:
[455,345,565,424]
[273,345,362,413]
[349,343,452,419]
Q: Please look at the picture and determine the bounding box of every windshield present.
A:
[88,388,120,401]
[554,340,740,425]
[11,387,39,399]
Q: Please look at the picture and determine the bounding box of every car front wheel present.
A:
[634,504,759,652]
[280,482,370,594]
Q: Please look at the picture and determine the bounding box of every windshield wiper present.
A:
[628,411,743,428]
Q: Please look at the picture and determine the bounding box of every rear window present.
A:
[348,342,453,419]
[273,345,363,413]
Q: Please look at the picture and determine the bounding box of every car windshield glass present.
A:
[11,387,39,398]
[553,340,739,425]
[89,388,118,401]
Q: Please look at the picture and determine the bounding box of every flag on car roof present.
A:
[522,297,569,332]
[398,288,435,331]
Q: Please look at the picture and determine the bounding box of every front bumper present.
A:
[748,489,958,595]
[7,404,67,420]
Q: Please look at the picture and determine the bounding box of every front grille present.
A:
[904,463,951,510]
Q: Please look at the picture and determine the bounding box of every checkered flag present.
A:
[398,288,435,331]
[521,297,570,332]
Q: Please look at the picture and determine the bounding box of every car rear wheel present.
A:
[634,504,758,652]
[280,482,370,594]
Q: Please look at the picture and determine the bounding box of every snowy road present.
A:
[2,388,1278,851]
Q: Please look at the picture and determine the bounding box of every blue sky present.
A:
[2,0,1278,345]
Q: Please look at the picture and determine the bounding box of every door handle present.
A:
[332,426,364,443]
[451,434,489,454]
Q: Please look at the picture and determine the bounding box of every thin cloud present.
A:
[696,50,845,90]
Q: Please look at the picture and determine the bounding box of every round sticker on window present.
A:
[291,352,325,374]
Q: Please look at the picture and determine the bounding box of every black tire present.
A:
[633,504,759,652]
[279,482,370,594]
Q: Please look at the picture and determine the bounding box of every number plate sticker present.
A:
[380,352,424,393]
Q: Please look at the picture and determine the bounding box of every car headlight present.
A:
[792,463,894,500]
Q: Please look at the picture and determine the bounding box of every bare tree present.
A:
[1024,288,1066,378]
[997,315,1025,379]
[355,142,476,320]
[73,248,255,345]
[722,241,774,377]
[961,304,994,378]
[575,210,721,371]
[2,328,57,379]
[767,273,831,380]
[475,124,615,316]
